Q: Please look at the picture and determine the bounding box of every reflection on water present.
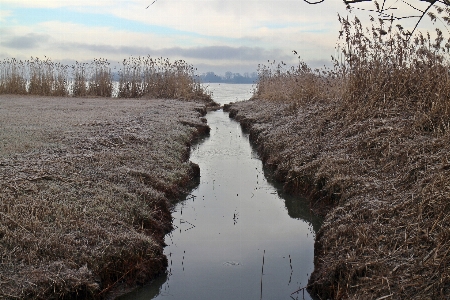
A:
[119,84,320,300]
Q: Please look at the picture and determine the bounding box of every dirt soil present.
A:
[0,95,214,299]
[226,99,450,299]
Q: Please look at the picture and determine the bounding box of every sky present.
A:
[0,0,443,76]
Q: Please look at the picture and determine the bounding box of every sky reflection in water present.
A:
[120,84,321,300]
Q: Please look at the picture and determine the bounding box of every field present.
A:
[0,95,214,299]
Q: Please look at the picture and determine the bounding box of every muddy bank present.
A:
[226,100,449,299]
[0,95,215,299]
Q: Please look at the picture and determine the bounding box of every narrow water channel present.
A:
[120,83,321,300]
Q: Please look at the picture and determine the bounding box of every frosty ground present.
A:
[0,95,213,299]
[227,99,450,299]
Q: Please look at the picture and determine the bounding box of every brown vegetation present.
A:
[0,56,211,100]
[227,12,450,300]
[0,95,215,299]
[117,56,209,100]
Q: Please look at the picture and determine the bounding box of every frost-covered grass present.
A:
[0,95,212,299]
[229,97,450,299]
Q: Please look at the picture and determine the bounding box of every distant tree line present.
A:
[199,71,258,84]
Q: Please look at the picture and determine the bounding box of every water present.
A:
[119,83,321,300]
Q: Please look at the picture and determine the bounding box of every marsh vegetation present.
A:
[0,52,216,299]
[0,56,210,101]
[229,10,450,300]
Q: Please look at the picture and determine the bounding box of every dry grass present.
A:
[0,95,214,299]
[0,56,211,100]
[227,9,450,300]
[254,14,450,133]
[72,59,112,97]
[228,97,450,299]
[117,56,210,101]
[336,15,450,134]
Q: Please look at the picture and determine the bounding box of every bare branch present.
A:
[343,0,372,3]
[303,0,326,4]
[302,0,450,39]
[409,1,437,35]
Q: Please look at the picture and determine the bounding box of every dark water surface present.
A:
[119,84,321,300]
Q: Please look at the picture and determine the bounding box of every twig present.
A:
[375,294,393,300]
[0,212,35,237]
[97,268,133,296]
[260,250,265,300]
[291,284,313,295]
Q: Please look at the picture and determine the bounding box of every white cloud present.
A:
[1,0,444,74]
[0,0,117,8]
[0,20,289,73]
[0,9,12,22]
[107,0,347,39]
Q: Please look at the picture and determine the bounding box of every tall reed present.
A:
[87,58,112,97]
[335,15,450,132]
[254,59,335,104]
[71,61,88,97]
[254,10,450,133]
[118,55,210,100]
[0,56,210,100]
[72,58,113,97]
[0,58,27,94]
[28,57,69,96]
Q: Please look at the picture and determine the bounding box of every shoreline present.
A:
[0,95,216,299]
[226,99,449,299]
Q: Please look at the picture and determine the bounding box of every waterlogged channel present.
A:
[120,83,321,299]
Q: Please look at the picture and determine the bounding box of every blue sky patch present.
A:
[5,6,199,37]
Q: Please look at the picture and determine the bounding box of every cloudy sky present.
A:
[0,0,441,75]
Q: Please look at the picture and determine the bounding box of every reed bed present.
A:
[117,56,210,100]
[228,10,450,300]
[255,14,450,133]
[255,59,334,105]
[0,56,211,100]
